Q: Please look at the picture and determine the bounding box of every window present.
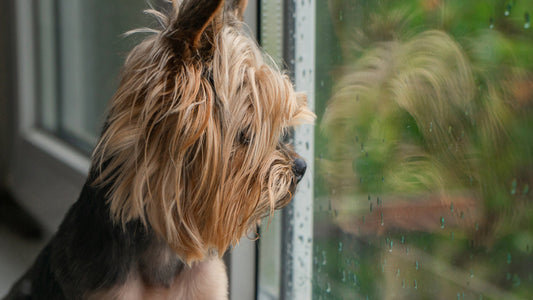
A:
[257,0,533,299]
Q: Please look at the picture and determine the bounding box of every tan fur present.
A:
[92,0,314,264]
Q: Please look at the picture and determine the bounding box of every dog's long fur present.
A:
[4,0,314,299]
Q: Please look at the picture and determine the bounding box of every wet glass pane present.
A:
[314,0,533,299]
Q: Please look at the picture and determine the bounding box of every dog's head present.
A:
[92,0,314,262]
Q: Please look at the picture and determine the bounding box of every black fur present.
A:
[3,171,184,299]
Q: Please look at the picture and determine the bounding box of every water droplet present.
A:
[341,270,346,282]
[339,10,343,21]
[326,282,331,293]
[523,184,529,195]
[525,12,531,28]
[382,176,385,183]
[507,253,512,264]
[429,121,433,133]
[377,197,382,205]
[470,269,474,278]
[338,242,343,252]
[450,202,454,212]
[414,279,418,290]
[381,213,384,226]
[389,240,393,252]
[415,261,419,270]
[489,17,494,28]
[440,216,445,229]
[322,250,327,265]
[505,4,511,16]
[402,279,405,288]
[370,203,373,212]
[401,236,405,244]
[406,247,409,255]
[511,179,517,195]
[320,80,324,87]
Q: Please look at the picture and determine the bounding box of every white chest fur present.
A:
[87,258,228,300]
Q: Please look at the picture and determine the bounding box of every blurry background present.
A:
[313,0,533,299]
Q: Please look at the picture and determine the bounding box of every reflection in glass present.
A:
[314,1,533,299]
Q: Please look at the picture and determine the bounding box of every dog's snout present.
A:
[292,158,307,183]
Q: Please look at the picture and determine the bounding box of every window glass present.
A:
[36,0,157,152]
[314,1,533,299]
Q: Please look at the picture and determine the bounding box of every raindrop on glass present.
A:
[396,268,400,277]
[525,12,530,29]
[470,269,474,278]
[415,260,419,270]
[489,17,494,29]
[505,4,511,16]
[380,213,384,226]
[450,202,454,212]
[338,241,343,252]
[440,216,445,229]
[401,236,405,244]
[326,282,331,293]
[370,203,373,212]
[414,279,418,290]
[507,253,512,264]
[511,179,517,195]
[377,197,382,205]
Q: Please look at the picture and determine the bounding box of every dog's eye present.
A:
[239,131,251,145]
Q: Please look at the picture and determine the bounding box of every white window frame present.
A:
[13,0,89,232]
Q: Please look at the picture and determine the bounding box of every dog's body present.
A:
[6,178,227,299]
[4,0,313,299]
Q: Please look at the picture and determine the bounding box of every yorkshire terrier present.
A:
[4,0,314,299]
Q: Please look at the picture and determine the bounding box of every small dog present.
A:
[4,0,314,299]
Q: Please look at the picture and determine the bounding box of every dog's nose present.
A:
[292,158,307,183]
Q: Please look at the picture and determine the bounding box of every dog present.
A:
[4,0,314,299]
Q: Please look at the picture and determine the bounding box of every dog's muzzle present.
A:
[292,158,307,183]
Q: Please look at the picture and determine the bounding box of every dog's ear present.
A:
[225,0,248,20]
[167,0,224,53]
